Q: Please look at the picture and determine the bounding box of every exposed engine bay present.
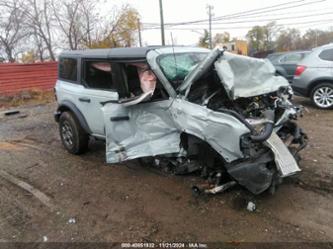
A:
[139,64,307,195]
[140,87,307,195]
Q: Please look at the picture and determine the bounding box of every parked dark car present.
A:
[292,44,333,109]
[267,51,310,82]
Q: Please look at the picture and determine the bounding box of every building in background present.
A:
[220,40,248,55]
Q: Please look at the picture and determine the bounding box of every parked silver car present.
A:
[292,43,333,109]
[54,47,307,195]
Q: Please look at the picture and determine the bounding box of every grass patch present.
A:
[0,89,55,109]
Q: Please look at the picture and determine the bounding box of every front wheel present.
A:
[59,111,89,154]
[311,83,333,109]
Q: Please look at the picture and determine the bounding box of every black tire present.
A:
[310,83,333,109]
[59,111,89,154]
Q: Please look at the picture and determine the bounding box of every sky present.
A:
[107,0,333,46]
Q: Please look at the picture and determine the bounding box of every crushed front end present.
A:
[178,49,308,195]
[222,88,308,194]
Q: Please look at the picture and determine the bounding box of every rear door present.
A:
[56,58,119,137]
[77,59,119,137]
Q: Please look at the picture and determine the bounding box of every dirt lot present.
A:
[0,96,332,243]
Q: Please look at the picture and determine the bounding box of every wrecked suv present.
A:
[54,47,307,195]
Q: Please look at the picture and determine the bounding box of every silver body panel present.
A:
[102,97,250,164]
[55,80,118,136]
[103,99,181,163]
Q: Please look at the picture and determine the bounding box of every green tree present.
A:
[89,5,139,48]
[246,22,279,53]
[21,50,39,63]
[246,25,265,52]
[198,29,209,48]
[275,28,301,51]
[213,31,230,46]
[301,29,333,49]
[263,22,280,50]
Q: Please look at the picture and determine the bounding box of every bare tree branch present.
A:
[0,0,29,62]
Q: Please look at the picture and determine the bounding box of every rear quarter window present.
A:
[319,49,333,61]
[59,58,78,82]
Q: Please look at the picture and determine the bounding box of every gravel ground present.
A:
[0,96,332,243]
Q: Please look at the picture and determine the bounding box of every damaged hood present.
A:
[215,51,290,99]
[179,48,290,99]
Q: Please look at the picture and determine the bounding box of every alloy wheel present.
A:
[313,86,333,108]
[61,121,74,148]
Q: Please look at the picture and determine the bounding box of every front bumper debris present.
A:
[265,131,301,177]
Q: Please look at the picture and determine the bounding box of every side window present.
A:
[83,60,114,90]
[319,49,333,61]
[280,53,302,63]
[124,63,167,100]
[59,58,77,82]
[114,62,168,103]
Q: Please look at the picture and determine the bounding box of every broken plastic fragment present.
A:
[68,218,76,224]
[246,201,256,212]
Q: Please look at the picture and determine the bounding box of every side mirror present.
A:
[118,90,153,107]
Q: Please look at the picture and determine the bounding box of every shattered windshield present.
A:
[158,52,208,87]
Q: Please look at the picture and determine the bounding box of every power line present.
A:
[210,8,331,20]
[148,19,333,31]
[143,0,307,26]
[211,0,326,22]
[142,0,326,28]
[197,11,333,25]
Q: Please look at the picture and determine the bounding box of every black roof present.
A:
[59,46,169,60]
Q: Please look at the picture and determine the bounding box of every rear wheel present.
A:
[310,83,333,109]
[59,111,89,154]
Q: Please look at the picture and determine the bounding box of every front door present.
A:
[103,99,180,163]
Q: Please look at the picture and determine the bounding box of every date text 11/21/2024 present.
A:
[121,242,208,248]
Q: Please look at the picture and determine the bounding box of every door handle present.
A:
[79,97,91,103]
[110,116,130,121]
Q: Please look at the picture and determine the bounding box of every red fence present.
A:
[0,62,57,95]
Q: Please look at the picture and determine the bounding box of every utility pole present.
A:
[207,5,213,49]
[159,0,165,46]
[137,18,142,47]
